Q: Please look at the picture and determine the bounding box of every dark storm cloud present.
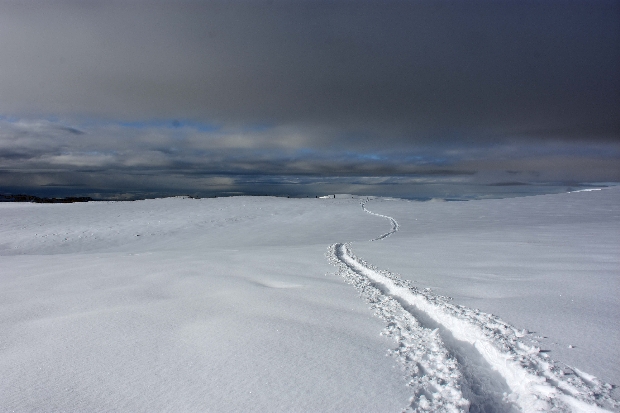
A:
[1,0,618,140]
[0,1,618,198]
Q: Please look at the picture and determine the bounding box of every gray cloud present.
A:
[0,1,617,140]
[0,1,618,198]
[1,119,617,187]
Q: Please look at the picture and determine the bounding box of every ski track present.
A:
[327,199,619,413]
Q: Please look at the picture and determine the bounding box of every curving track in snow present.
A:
[328,199,619,413]
[361,200,399,241]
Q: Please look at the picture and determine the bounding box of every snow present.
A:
[353,187,620,389]
[1,189,619,412]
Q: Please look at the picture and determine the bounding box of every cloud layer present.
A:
[0,1,618,198]
[1,118,617,199]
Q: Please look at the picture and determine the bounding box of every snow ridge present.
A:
[328,201,619,412]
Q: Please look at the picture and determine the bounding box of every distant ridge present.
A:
[0,194,93,203]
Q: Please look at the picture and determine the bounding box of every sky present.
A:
[0,0,618,200]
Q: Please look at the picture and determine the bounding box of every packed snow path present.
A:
[361,201,399,241]
[328,200,619,413]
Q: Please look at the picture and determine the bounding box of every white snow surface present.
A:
[1,189,619,412]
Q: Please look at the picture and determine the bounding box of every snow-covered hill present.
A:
[1,189,618,412]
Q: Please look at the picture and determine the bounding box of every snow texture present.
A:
[327,195,619,412]
[1,188,619,412]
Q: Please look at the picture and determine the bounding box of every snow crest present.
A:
[327,201,619,413]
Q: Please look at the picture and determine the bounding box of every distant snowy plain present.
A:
[1,188,618,412]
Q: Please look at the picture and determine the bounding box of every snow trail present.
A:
[361,199,399,241]
[329,243,470,412]
[328,200,619,413]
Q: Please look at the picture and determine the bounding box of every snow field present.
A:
[332,243,617,411]
[0,197,412,412]
[353,188,620,387]
[327,193,619,412]
[1,189,618,412]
